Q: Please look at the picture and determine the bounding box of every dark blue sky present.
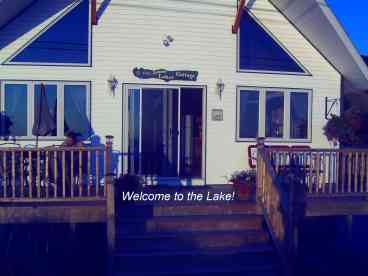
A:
[328,0,368,55]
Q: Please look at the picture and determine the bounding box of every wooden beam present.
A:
[232,0,246,34]
[92,0,97,25]
[0,203,106,224]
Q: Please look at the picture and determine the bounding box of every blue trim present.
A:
[3,0,92,67]
[236,9,311,76]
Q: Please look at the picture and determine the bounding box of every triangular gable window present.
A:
[239,11,306,74]
[7,0,91,66]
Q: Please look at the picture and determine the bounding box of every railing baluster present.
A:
[303,152,309,192]
[322,152,326,193]
[62,151,66,198]
[54,151,58,198]
[341,152,345,193]
[12,151,16,198]
[336,152,339,194]
[354,152,358,193]
[328,152,333,194]
[309,152,313,194]
[96,150,100,197]
[29,151,33,198]
[3,152,7,198]
[366,153,368,193]
[88,151,91,196]
[45,151,49,199]
[71,150,74,198]
[79,150,83,197]
[316,153,320,194]
[360,152,364,193]
[37,150,41,198]
[348,153,352,193]
[20,151,24,198]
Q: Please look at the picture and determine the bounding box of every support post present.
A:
[92,0,97,25]
[105,135,115,275]
[232,0,246,33]
[256,137,265,201]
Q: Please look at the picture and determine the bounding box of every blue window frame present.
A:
[6,0,91,66]
[238,11,306,74]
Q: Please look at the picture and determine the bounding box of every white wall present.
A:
[0,0,341,184]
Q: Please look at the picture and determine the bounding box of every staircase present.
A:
[112,186,282,276]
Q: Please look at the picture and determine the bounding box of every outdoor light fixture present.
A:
[107,75,118,94]
[163,34,174,47]
[216,78,225,100]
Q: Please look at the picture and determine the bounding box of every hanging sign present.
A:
[133,67,198,82]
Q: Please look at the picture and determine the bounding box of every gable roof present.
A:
[270,0,368,92]
[0,0,34,29]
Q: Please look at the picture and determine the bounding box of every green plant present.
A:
[229,169,256,184]
[323,111,362,145]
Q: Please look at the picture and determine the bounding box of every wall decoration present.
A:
[212,109,224,121]
[133,67,198,82]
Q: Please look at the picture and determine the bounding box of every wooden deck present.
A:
[2,136,368,275]
[256,138,368,275]
[306,195,368,216]
[0,198,107,224]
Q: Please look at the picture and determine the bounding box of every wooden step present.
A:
[114,245,279,275]
[118,214,264,234]
[119,201,260,218]
[116,229,269,252]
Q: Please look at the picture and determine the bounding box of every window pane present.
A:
[4,84,28,136]
[266,91,284,138]
[64,85,90,139]
[34,84,57,136]
[10,0,90,64]
[290,92,309,139]
[239,90,259,138]
[239,11,305,73]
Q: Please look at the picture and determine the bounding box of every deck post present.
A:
[105,135,115,275]
[256,137,265,201]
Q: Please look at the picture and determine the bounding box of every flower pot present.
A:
[233,180,255,200]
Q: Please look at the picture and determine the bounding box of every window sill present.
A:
[0,137,65,142]
[236,137,312,144]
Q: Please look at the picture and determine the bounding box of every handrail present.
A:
[266,147,368,196]
[256,138,306,276]
[0,138,114,201]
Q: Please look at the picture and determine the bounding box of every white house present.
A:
[0,0,367,185]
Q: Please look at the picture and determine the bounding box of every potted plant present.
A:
[229,170,256,199]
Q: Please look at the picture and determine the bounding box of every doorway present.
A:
[123,85,206,185]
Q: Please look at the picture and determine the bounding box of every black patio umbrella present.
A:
[32,83,56,147]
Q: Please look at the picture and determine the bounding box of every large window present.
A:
[0,81,91,139]
[6,0,91,66]
[238,10,307,74]
[237,87,311,141]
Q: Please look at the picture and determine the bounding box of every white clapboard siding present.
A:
[0,0,341,184]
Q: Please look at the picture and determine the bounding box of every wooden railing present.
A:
[256,138,306,275]
[0,137,114,201]
[268,148,368,196]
